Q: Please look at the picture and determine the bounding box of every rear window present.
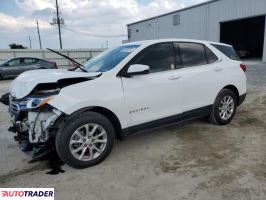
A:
[24,58,36,64]
[212,44,240,60]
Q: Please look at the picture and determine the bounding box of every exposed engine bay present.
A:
[0,76,96,160]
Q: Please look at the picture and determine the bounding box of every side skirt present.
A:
[121,105,212,137]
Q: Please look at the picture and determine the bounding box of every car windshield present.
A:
[0,59,9,65]
[82,45,140,72]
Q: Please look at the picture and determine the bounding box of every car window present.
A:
[7,58,21,66]
[205,46,219,64]
[83,45,140,72]
[24,58,35,64]
[132,43,175,73]
[36,59,42,62]
[179,43,208,67]
[211,44,240,60]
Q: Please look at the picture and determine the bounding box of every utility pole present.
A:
[56,0,62,49]
[28,35,32,48]
[106,40,109,49]
[36,20,42,49]
[50,0,64,49]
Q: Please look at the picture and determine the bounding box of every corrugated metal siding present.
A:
[128,0,266,61]
[128,0,266,42]
[156,6,208,40]
[129,18,159,41]
[263,17,266,62]
[0,49,104,68]
[208,0,266,41]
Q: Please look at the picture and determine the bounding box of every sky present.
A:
[0,0,206,49]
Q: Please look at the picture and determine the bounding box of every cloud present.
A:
[14,0,186,34]
[0,12,50,30]
[15,0,54,14]
[0,0,206,48]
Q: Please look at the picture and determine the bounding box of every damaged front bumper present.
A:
[7,94,63,160]
[13,109,62,143]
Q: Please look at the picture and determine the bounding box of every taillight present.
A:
[240,63,247,72]
[48,61,57,68]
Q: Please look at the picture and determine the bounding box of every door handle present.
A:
[214,67,223,72]
[168,75,181,80]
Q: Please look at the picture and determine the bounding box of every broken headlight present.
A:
[26,96,54,110]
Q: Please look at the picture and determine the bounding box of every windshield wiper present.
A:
[47,48,87,72]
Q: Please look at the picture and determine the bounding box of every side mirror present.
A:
[3,63,9,66]
[126,64,150,77]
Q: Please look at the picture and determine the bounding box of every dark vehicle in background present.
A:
[0,57,57,79]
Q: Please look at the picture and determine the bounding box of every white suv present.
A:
[3,39,246,168]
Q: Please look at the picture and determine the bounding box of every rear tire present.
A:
[55,111,115,169]
[209,89,237,125]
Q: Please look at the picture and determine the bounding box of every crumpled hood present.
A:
[10,69,101,99]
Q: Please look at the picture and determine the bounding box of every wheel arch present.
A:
[53,106,124,141]
[89,106,123,140]
[223,85,240,104]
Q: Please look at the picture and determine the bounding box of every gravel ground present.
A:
[0,63,265,200]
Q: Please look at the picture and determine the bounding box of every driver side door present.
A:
[121,42,183,128]
[1,58,24,77]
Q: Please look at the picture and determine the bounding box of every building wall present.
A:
[263,15,266,62]
[128,0,266,61]
[207,0,266,41]
[128,5,208,41]
[0,49,105,68]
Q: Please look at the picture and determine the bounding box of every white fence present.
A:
[0,49,105,68]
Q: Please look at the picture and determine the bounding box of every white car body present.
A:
[5,39,246,168]
[49,39,245,128]
[10,39,246,130]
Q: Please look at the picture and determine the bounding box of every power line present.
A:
[49,0,126,43]
[50,0,64,49]
[62,26,127,38]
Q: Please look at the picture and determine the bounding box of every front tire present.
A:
[0,72,4,79]
[55,111,115,169]
[209,89,237,125]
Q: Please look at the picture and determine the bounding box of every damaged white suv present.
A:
[2,39,246,169]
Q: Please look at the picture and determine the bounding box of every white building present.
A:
[127,0,266,62]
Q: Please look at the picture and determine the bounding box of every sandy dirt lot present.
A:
[0,64,265,200]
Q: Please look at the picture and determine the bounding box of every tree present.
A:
[9,43,27,49]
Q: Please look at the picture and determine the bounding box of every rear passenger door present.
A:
[21,58,39,72]
[176,42,224,112]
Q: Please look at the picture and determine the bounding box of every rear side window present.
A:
[212,44,240,60]
[133,43,175,73]
[36,59,44,63]
[205,46,218,64]
[179,43,207,67]
[24,58,36,64]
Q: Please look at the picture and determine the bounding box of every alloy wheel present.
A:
[218,95,235,120]
[69,123,107,161]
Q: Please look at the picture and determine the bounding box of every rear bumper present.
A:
[238,93,246,106]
